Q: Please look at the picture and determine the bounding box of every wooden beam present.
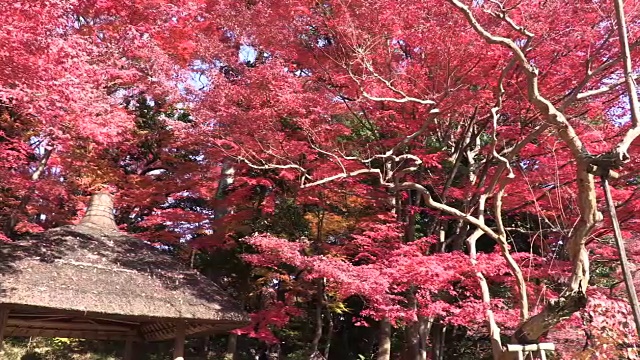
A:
[5,327,140,341]
[9,316,73,322]
[123,337,134,360]
[94,317,140,326]
[173,322,186,360]
[6,313,73,318]
[7,318,133,333]
[0,308,9,353]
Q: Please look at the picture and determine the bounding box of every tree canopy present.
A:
[3,0,640,359]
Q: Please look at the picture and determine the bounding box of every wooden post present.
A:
[539,349,547,360]
[0,308,9,353]
[123,336,134,360]
[173,322,186,360]
[601,175,640,338]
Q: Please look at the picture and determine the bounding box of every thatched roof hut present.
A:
[0,193,249,359]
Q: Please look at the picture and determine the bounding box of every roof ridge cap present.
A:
[79,193,118,231]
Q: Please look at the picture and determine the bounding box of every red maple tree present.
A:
[4,0,640,359]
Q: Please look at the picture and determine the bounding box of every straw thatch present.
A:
[0,193,249,341]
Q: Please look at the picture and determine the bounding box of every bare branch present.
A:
[561,30,640,110]
[363,59,437,103]
[575,74,639,100]
[448,0,588,159]
[349,56,438,107]
[237,156,309,174]
[396,182,501,240]
[441,112,481,201]
[494,185,529,321]
[301,168,384,188]
[612,0,640,163]
[448,0,599,350]
[486,0,534,38]
[31,145,54,181]
[388,109,440,154]
[468,233,504,360]
[307,133,348,174]
[491,106,515,179]
[361,92,437,106]
[464,193,503,360]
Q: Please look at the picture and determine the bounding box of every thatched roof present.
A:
[0,193,249,341]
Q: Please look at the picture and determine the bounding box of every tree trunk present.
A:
[376,318,392,360]
[507,166,595,351]
[377,167,398,360]
[323,295,333,359]
[322,279,333,359]
[446,3,602,355]
[214,159,235,224]
[269,343,281,360]
[430,322,446,360]
[405,290,420,360]
[216,159,236,199]
[418,316,432,360]
[215,159,240,360]
[439,326,446,360]
[310,280,324,357]
[5,146,53,236]
[405,189,417,243]
[404,188,420,359]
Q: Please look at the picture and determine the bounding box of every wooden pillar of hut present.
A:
[0,308,9,353]
[123,336,135,360]
[173,321,187,360]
